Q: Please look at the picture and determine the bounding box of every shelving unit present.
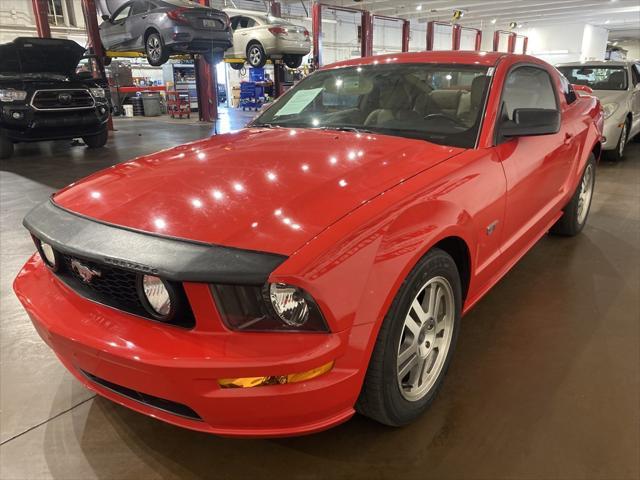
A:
[162,62,199,112]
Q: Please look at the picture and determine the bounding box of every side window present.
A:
[631,64,640,87]
[130,1,147,16]
[556,69,577,105]
[237,17,250,29]
[112,4,131,22]
[501,66,558,121]
[245,17,256,28]
[230,16,240,30]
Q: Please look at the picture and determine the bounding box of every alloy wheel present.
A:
[147,36,161,62]
[397,276,455,402]
[577,163,594,225]
[249,47,261,66]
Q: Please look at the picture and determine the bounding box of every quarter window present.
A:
[112,5,132,22]
[501,66,558,121]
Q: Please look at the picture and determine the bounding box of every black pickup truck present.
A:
[0,37,110,159]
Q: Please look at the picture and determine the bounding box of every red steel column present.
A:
[361,10,373,57]
[475,31,482,51]
[401,20,410,52]
[312,1,322,68]
[452,24,461,50]
[81,0,113,130]
[269,1,281,17]
[426,21,434,51]
[507,33,516,53]
[522,36,528,54]
[195,0,217,123]
[31,0,51,38]
[492,30,500,51]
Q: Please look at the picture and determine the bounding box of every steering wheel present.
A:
[423,113,467,128]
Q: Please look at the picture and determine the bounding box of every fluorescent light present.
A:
[416,4,423,11]
[491,18,497,24]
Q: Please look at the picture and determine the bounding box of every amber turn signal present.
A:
[218,361,334,388]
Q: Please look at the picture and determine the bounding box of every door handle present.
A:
[564,133,573,145]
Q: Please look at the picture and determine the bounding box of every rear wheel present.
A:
[83,129,108,149]
[550,154,596,236]
[283,55,303,69]
[0,130,14,159]
[605,118,629,161]
[229,62,244,71]
[246,43,267,68]
[356,248,461,426]
[145,32,169,66]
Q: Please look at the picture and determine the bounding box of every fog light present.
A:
[99,106,106,114]
[218,361,334,388]
[139,275,173,320]
[40,242,57,268]
[11,111,23,119]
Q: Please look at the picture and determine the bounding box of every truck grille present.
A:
[31,89,94,110]
[52,251,195,328]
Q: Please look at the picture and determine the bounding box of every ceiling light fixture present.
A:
[491,18,497,24]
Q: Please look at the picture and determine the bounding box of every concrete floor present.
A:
[1,112,638,480]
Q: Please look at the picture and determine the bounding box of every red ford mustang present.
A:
[14,51,603,437]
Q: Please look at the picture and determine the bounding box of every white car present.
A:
[224,11,310,69]
[557,61,640,161]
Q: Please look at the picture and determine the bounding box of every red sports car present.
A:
[14,51,603,437]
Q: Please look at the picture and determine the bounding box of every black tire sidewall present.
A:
[146,33,168,66]
[83,129,108,148]
[0,129,14,159]
[379,250,462,425]
[284,55,302,68]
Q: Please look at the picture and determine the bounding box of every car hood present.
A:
[53,128,463,255]
[592,89,629,106]
[0,37,85,78]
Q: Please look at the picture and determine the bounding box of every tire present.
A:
[229,62,244,71]
[145,32,169,66]
[283,55,303,69]
[356,248,462,426]
[550,154,596,236]
[246,43,267,68]
[0,130,14,159]
[604,118,629,161]
[83,129,108,149]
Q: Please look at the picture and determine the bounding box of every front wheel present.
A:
[83,129,108,149]
[145,32,169,66]
[550,154,596,236]
[0,130,14,159]
[283,55,303,69]
[604,119,629,161]
[356,248,461,426]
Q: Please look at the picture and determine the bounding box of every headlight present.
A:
[603,103,619,119]
[89,87,105,99]
[139,275,174,320]
[211,283,328,332]
[0,89,27,102]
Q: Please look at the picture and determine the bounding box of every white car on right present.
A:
[557,61,640,161]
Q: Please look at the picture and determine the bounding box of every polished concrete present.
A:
[1,113,638,479]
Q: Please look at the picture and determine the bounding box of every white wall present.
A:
[520,23,609,64]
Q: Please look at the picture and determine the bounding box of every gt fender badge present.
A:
[486,221,499,236]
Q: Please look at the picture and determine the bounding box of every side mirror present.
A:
[101,14,110,21]
[500,108,561,137]
[76,71,93,80]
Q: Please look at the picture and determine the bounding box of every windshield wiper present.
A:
[320,126,374,134]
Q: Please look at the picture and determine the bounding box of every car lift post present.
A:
[81,0,113,130]
[312,2,373,69]
[194,0,217,125]
[372,14,411,53]
[269,1,286,99]
[31,0,51,38]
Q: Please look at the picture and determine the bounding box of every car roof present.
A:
[323,51,528,70]
[557,60,631,67]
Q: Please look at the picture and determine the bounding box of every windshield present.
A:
[557,66,628,91]
[252,63,490,148]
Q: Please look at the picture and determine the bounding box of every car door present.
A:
[494,64,577,255]
[103,3,133,50]
[125,0,150,50]
[232,16,255,57]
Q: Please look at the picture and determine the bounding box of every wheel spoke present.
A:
[397,353,419,384]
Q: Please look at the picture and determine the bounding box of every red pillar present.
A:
[360,10,373,57]
[492,30,500,51]
[31,0,51,38]
[507,33,516,53]
[475,31,482,51]
[522,36,528,54]
[401,20,410,52]
[452,24,461,50]
[269,1,281,17]
[426,21,434,51]
[311,1,322,68]
[195,0,217,123]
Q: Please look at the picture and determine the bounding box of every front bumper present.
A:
[14,255,360,437]
[1,103,109,142]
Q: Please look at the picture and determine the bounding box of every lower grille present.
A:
[53,251,195,328]
[82,370,202,421]
[32,89,94,110]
